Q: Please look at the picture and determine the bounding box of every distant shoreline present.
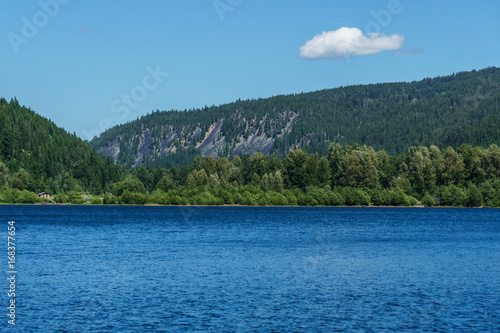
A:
[2,203,491,208]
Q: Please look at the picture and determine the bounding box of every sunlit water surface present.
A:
[3,205,500,332]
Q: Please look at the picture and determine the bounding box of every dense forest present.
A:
[92,67,500,167]
[0,98,124,195]
[86,143,497,208]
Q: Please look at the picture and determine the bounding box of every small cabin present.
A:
[37,192,52,199]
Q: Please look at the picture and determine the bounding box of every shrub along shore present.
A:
[0,182,493,208]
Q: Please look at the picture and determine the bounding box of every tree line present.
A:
[2,142,499,207]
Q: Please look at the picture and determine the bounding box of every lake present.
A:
[3,205,500,331]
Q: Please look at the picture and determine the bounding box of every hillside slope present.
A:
[92,67,500,167]
[0,98,123,194]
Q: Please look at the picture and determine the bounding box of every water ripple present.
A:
[2,205,499,331]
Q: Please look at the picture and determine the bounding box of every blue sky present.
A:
[1,0,499,140]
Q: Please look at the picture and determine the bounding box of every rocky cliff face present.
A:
[95,110,299,167]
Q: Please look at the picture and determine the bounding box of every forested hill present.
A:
[91,67,500,168]
[0,98,123,194]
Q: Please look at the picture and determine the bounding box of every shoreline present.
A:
[1,203,492,208]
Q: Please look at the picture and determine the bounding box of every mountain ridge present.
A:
[91,67,500,167]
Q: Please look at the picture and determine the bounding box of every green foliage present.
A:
[1,189,21,203]
[53,194,68,204]
[421,193,435,207]
[370,189,392,206]
[242,191,256,206]
[189,191,220,206]
[189,169,209,186]
[68,192,85,204]
[438,185,466,207]
[1,189,38,204]
[284,149,308,188]
[342,146,380,188]
[261,170,284,192]
[297,194,318,206]
[439,147,466,186]
[339,187,370,206]
[155,192,189,205]
[146,146,200,169]
[329,191,345,206]
[0,162,7,187]
[392,189,410,206]
[155,175,175,192]
[11,168,29,190]
[464,184,483,207]
[404,146,436,193]
[266,191,288,206]
[486,191,500,207]
[120,190,148,205]
[90,196,103,205]
[112,178,146,196]
[18,190,38,204]
[284,191,298,205]
[102,193,117,205]
[479,180,500,207]
[36,197,51,204]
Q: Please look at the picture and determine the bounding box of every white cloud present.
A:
[299,27,405,60]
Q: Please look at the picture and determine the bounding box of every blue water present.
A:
[2,205,500,332]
